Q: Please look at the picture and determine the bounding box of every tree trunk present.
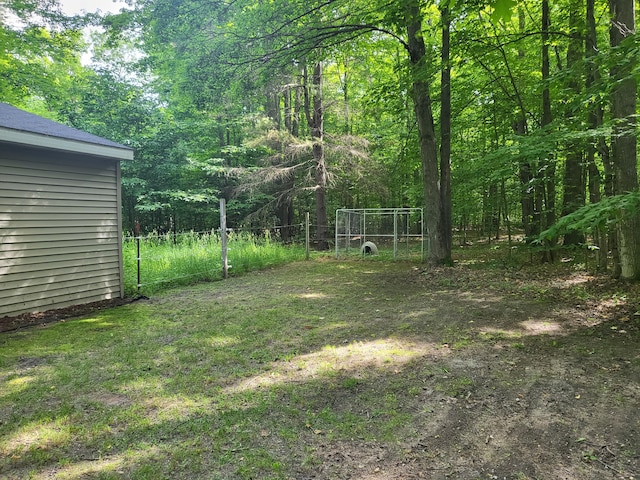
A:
[284,86,292,134]
[562,0,586,246]
[304,62,329,251]
[276,195,294,242]
[483,183,500,239]
[266,90,281,129]
[541,0,552,131]
[439,1,453,263]
[341,59,351,135]
[515,7,535,240]
[293,76,301,138]
[268,80,296,241]
[585,0,607,270]
[562,148,585,246]
[540,0,555,261]
[609,0,640,278]
[404,1,449,265]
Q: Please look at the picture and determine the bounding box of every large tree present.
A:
[609,0,640,279]
[404,0,449,264]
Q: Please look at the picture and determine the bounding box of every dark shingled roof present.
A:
[0,102,132,150]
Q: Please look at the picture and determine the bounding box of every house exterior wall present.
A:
[0,144,124,317]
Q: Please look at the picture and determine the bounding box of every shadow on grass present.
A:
[1,260,638,479]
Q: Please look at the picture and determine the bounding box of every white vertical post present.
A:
[393,208,398,259]
[220,198,228,279]
[363,210,367,245]
[406,210,410,254]
[346,210,351,254]
[421,208,426,262]
[306,211,310,260]
[334,210,339,259]
[333,208,340,260]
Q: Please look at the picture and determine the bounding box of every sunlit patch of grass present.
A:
[478,327,523,341]
[225,339,440,393]
[1,417,72,471]
[3,375,36,396]
[520,319,562,334]
[30,447,163,480]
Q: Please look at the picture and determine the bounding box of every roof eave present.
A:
[0,127,134,161]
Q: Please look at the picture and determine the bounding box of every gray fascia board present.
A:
[0,128,134,161]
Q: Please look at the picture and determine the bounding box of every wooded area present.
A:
[2,0,639,277]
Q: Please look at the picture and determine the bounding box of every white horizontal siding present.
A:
[2,291,122,317]
[0,276,121,310]
[2,213,118,223]
[1,243,119,261]
[1,183,117,199]
[0,150,124,317]
[1,252,120,276]
[2,159,116,179]
[3,173,116,192]
[0,197,116,210]
[1,230,118,245]
[0,260,120,284]
[1,236,118,252]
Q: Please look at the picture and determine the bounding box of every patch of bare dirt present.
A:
[0,297,134,333]
[280,259,640,479]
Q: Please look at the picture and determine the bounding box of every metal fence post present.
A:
[306,212,310,260]
[220,198,228,279]
[393,208,398,259]
[135,221,141,294]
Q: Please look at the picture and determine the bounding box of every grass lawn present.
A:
[1,253,639,479]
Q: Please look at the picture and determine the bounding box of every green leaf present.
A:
[491,0,516,23]
[538,191,640,242]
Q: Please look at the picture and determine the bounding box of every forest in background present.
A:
[2,0,639,277]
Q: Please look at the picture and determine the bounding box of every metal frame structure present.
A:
[335,208,425,261]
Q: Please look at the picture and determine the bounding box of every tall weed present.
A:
[123,230,306,296]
